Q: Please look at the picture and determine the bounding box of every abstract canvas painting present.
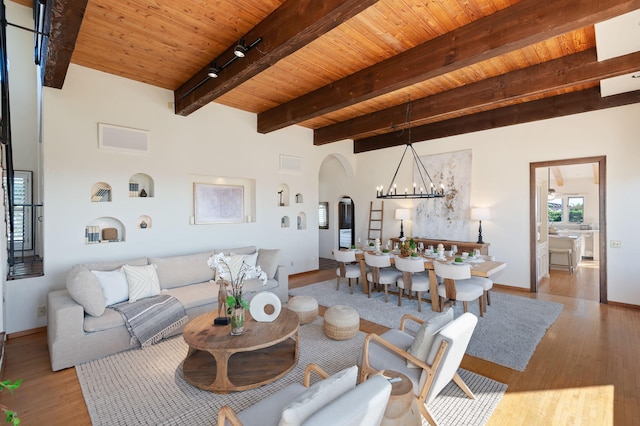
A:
[412,149,472,240]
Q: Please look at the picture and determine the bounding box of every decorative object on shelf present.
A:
[207,252,268,335]
[249,291,281,322]
[278,190,284,206]
[139,188,147,197]
[102,228,118,241]
[375,100,445,200]
[139,220,148,229]
[395,208,410,238]
[471,207,491,244]
[129,182,140,197]
[91,186,111,202]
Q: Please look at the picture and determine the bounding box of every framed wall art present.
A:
[194,183,245,224]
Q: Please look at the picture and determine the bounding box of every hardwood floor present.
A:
[538,259,600,302]
[1,267,638,425]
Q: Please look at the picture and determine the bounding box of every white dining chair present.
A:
[333,249,362,294]
[364,252,401,301]
[433,262,484,317]
[394,256,431,312]
[469,255,495,311]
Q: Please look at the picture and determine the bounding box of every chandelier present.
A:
[376,100,445,199]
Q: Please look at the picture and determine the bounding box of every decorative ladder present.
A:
[368,201,384,242]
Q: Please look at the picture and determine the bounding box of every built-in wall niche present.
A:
[297,212,307,230]
[281,216,290,228]
[277,184,290,207]
[128,173,154,198]
[189,174,257,224]
[137,215,151,229]
[295,193,303,203]
[90,182,112,202]
[85,216,125,244]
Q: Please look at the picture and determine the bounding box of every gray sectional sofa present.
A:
[47,246,287,371]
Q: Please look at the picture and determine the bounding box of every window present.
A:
[3,170,34,250]
[318,202,329,229]
[548,197,563,222]
[548,195,585,224]
[568,197,584,223]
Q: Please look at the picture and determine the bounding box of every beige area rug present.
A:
[76,320,506,425]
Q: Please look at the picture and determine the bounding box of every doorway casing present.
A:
[529,156,607,303]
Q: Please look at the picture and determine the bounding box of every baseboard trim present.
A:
[493,283,530,293]
[608,301,640,310]
[7,326,46,339]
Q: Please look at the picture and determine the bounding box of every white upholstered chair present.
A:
[359,312,478,425]
[469,255,495,312]
[433,262,484,317]
[364,252,401,301]
[217,364,392,426]
[394,256,431,312]
[333,249,362,294]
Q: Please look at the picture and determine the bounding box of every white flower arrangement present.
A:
[207,252,268,311]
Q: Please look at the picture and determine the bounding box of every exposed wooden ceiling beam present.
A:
[315,49,640,144]
[353,87,640,153]
[174,0,380,116]
[551,167,564,187]
[41,0,88,89]
[258,0,640,134]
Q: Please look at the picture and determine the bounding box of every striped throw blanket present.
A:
[112,294,188,348]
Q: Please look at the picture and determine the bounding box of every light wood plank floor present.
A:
[1,268,638,425]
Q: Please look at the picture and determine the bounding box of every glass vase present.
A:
[230,307,245,335]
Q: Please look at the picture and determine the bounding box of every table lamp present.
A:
[395,208,411,238]
[471,207,491,244]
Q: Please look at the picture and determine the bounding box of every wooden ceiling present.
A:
[32,0,640,152]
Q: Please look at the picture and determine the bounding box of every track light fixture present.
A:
[234,38,248,58]
[207,62,220,78]
[179,36,263,100]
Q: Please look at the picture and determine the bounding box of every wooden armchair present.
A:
[359,312,478,425]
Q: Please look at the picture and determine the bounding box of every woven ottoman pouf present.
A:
[288,295,319,325]
[323,305,360,340]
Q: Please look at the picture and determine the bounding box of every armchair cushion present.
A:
[279,365,358,426]
[407,308,453,368]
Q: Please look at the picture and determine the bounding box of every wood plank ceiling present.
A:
[35,0,640,153]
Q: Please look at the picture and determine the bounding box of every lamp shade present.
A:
[395,208,411,220]
[471,207,491,221]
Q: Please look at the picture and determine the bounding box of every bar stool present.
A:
[549,248,573,274]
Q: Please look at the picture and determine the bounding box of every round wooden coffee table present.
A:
[182,307,299,393]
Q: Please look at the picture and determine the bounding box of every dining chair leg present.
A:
[384,285,389,303]
[336,277,341,291]
[416,292,422,312]
[398,289,403,307]
[486,290,491,306]
[463,301,468,313]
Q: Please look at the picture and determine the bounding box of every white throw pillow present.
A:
[407,308,454,368]
[279,365,358,426]
[91,268,129,306]
[122,264,161,303]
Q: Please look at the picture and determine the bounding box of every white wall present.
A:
[4,64,353,333]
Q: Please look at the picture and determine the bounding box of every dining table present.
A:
[354,249,507,312]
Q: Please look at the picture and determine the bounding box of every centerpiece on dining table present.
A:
[207,252,268,335]
[399,237,417,257]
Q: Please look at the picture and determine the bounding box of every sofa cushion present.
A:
[123,264,161,303]
[84,308,125,332]
[67,265,107,317]
[165,281,218,310]
[279,365,358,426]
[91,268,129,306]
[257,248,280,279]
[214,246,257,256]
[149,251,214,290]
[81,257,149,271]
[407,307,453,368]
[242,278,277,296]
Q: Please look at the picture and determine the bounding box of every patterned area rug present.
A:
[290,279,563,371]
[77,321,506,426]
